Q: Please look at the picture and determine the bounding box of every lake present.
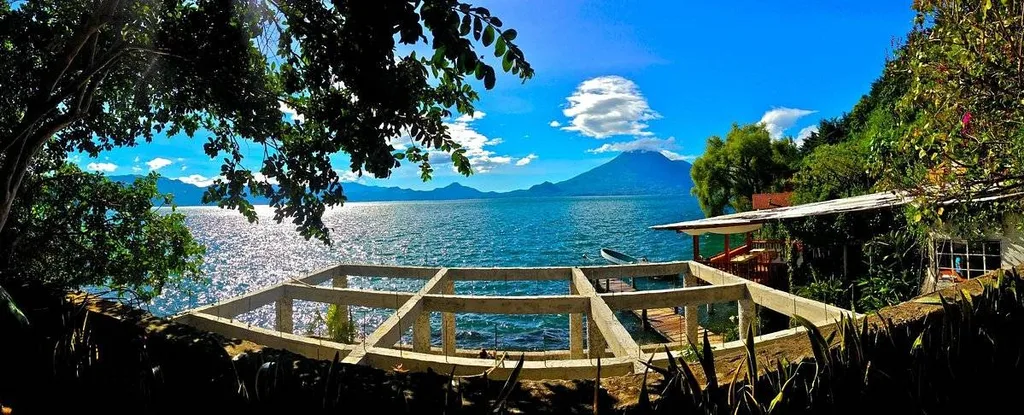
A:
[151,195,735,350]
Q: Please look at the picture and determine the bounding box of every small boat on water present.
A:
[600,248,648,265]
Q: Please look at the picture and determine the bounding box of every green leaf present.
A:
[502,29,518,41]
[502,53,513,72]
[483,66,496,89]
[472,16,483,40]
[460,14,471,36]
[0,284,29,328]
[482,25,495,46]
[494,36,506,57]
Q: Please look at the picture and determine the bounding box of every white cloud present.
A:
[86,162,117,172]
[759,107,816,139]
[795,125,819,147]
[659,150,699,162]
[180,165,188,171]
[338,170,360,182]
[548,120,561,128]
[279,101,305,123]
[561,76,660,138]
[587,137,678,154]
[438,112,514,173]
[515,154,538,166]
[455,111,486,123]
[133,156,140,163]
[132,166,143,173]
[146,157,172,171]
[176,174,219,187]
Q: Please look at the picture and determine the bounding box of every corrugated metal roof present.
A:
[651,191,909,234]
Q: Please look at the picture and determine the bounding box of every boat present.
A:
[600,248,647,265]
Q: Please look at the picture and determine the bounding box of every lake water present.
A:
[151,195,736,350]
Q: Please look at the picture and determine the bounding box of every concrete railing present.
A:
[175,261,856,380]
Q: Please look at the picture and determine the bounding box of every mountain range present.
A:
[110,151,694,205]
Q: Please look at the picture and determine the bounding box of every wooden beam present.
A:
[274,297,293,333]
[441,278,456,356]
[683,273,699,343]
[569,282,584,359]
[598,283,749,311]
[422,294,589,314]
[185,283,285,320]
[343,268,450,365]
[181,313,352,361]
[571,268,642,371]
[577,261,689,280]
[688,261,854,324]
[301,264,441,285]
[447,267,572,281]
[283,284,413,309]
[362,348,634,380]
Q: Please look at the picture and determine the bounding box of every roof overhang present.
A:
[651,191,910,234]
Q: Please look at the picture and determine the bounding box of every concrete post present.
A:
[442,278,456,356]
[683,272,699,343]
[332,274,349,330]
[413,312,431,352]
[738,298,755,342]
[569,282,584,358]
[275,297,293,334]
[587,313,607,358]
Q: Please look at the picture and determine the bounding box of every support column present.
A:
[442,278,456,356]
[724,233,731,262]
[332,274,349,331]
[413,313,431,352]
[587,312,607,358]
[692,234,701,261]
[738,298,755,342]
[275,297,293,333]
[569,282,584,358]
[683,272,699,343]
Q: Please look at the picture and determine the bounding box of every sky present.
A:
[75,0,916,192]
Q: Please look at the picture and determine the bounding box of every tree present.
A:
[690,123,799,216]
[792,140,875,204]
[877,0,1024,226]
[0,0,531,317]
[0,155,204,302]
[0,0,533,242]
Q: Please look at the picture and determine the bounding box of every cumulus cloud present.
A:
[515,154,538,166]
[337,170,360,182]
[659,150,698,162]
[181,165,188,171]
[759,107,816,139]
[176,174,219,187]
[548,120,561,127]
[146,157,172,171]
[278,101,305,123]
[438,112,514,173]
[133,156,140,163]
[455,111,486,123]
[795,125,819,146]
[587,137,677,154]
[561,76,660,138]
[132,166,143,173]
[86,162,117,173]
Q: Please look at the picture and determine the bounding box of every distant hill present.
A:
[113,151,694,205]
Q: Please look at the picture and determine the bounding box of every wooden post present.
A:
[723,233,731,262]
[413,312,431,352]
[738,298,755,342]
[442,278,456,356]
[332,274,349,331]
[569,281,584,359]
[275,297,293,333]
[692,234,701,260]
[641,309,649,329]
[683,273,699,343]
[586,312,607,358]
[746,232,753,248]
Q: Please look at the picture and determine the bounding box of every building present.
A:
[651,190,1024,293]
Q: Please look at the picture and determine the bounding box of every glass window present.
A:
[936,239,1002,280]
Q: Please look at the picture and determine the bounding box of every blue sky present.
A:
[76,1,916,192]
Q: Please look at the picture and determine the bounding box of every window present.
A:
[935,239,1002,280]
